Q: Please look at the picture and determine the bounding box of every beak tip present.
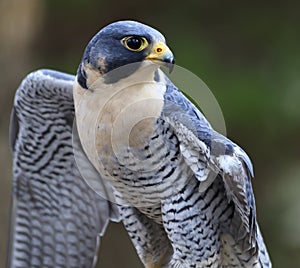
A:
[165,57,175,73]
[168,63,175,74]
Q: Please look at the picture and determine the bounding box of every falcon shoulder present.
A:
[161,82,271,266]
[8,69,120,268]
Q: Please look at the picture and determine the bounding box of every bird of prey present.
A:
[8,20,271,268]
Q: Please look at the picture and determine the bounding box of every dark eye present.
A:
[121,36,148,52]
[126,37,142,50]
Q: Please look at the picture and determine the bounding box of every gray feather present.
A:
[162,82,271,267]
[7,69,120,268]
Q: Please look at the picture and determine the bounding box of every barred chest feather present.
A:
[99,117,194,211]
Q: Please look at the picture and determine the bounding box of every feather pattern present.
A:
[8,19,271,268]
[161,82,271,267]
[7,69,120,268]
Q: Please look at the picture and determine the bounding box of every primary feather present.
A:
[8,69,120,268]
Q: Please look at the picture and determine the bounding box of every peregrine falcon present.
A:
[8,20,271,268]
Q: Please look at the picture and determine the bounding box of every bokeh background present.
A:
[1,0,299,267]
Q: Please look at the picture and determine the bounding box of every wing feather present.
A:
[162,82,271,266]
[7,69,120,268]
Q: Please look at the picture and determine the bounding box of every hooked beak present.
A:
[146,42,175,73]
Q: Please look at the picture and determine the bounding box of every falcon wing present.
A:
[7,69,120,268]
[162,81,271,266]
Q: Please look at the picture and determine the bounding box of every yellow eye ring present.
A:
[121,36,149,52]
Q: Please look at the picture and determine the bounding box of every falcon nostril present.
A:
[156,47,163,53]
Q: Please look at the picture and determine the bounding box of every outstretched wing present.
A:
[7,70,120,268]
[162,81,271,267]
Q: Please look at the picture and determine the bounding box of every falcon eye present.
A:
[121,36,148,52]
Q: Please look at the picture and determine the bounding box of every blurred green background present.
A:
[0,0,299,267]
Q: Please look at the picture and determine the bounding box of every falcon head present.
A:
[77,20,175,88]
